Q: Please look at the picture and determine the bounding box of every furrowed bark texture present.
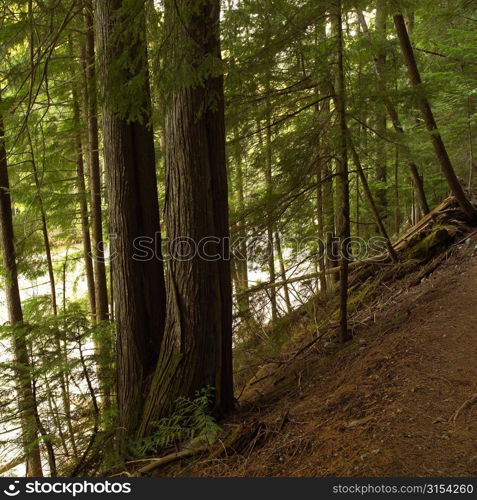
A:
[140,0,233,436]
[95,0,166,441]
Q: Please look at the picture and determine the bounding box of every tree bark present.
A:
[334,2,351,343]
[0,104,43,477]
[139,0,233,436]
[393,13,477,222]
[95,0,167,442]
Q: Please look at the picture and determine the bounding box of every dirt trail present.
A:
[194,237,477,477]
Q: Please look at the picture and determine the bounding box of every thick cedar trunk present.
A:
[140,0,233,436]
[358,12,430,217]
[95,0,166,441]
[0,108,43,477]
[393,14,477,221]
[83,7,109,322]
[334,2,351,343]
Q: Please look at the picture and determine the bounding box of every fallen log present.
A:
[241,197,459,296]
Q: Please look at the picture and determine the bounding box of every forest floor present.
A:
[187,229,477,477]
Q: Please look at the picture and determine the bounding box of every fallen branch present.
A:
[137,446,208,474]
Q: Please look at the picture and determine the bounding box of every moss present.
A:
[402,224,456,260]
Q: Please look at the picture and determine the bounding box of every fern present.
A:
[128,387,220,459]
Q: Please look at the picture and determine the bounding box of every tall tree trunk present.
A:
[374,0,387,224]
[231,132,251,322]
[274,231,292,313]
[95,0,167,443]
[334,2,351,343]
[316,17,338,286]
[84,3,113,412]
[264,104,278,322]
[0,105,43,477]
[316,161,327,292]
[393,13,477,222]
[83,6,109,322]
[140,0,233,436]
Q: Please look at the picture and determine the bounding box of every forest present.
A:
[0,0,476,480]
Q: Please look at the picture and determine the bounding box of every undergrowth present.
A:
[128,387,221,459]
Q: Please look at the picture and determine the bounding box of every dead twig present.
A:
[449,393,477,424]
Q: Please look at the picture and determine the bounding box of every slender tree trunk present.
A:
[84,4,114,412]
[274,231,292,313]
[140,0,233,436]
[95,0,167,443]
[334,2,351,343]
[72,77,96,319]
[316,161,327,292]
[83,6,109,322]
[232,132,251,322]
[393,13,477,222]
[25,127,58,315]
[0,106,43,477]
[316,17,338,286]
[346,130,398,262]
[394,147,401,232]
[467,96,475,189]
[265,100,278,322]
[374,0,387,224]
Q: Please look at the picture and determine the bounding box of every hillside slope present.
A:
[189,228,477,477]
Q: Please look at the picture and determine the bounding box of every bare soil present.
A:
[190,234,477,477]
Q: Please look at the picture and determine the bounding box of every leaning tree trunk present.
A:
[95,0,167,443]
[393,13,477,222]
[0,106,43,477]
[358,11,430,217]
[139,0,233,436]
